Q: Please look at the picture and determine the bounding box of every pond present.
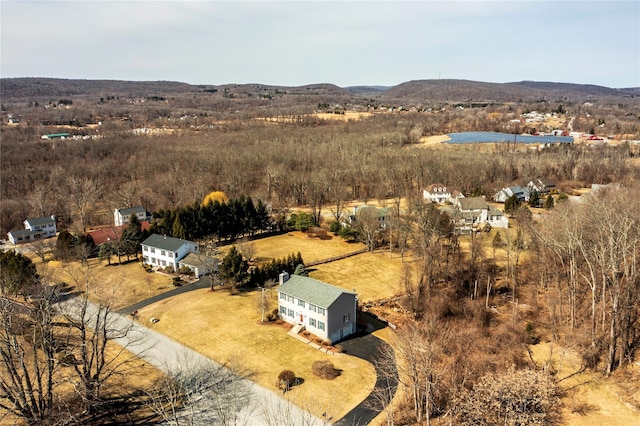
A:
[445,131,574,144]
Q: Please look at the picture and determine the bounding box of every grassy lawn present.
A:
[247,231,366,265]
[37,257,178,311]
[310,250,413,302]
[137,288,377,420]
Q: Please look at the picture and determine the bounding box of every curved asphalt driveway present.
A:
[334,332,398,425]
[117,277,210,314]
[117,278,399,425]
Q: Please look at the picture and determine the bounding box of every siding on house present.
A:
[114,206,149,226]
[7,215,57,244]
[141,234,198,270]
[277,274,357,344]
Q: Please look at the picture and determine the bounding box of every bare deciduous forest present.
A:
[1,78,639,424]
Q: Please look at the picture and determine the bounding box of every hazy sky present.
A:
[2,1,639,88]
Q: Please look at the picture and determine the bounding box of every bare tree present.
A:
[67,175,103,232]
[0,286,58,423]
[147,350,253,426]
[60,268,143,411]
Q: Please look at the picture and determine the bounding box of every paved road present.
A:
[61,295,326,425]
[116,277,399,425]
[334,332,399,425]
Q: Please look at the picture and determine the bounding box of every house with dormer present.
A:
[141,234,198,271]
[423,184,465,204]
[277,272,357,344]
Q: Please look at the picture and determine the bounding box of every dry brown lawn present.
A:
[248,231,366,265]
[529,342,640,425]
[37,257,176,311]
[310,251,413,302]
[136,288,376,420]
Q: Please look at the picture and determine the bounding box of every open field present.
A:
[248,231,367,265]
[530,342,640,426]
[310,250,412,302]
[136,288,377,421]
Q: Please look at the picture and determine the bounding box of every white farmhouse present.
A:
[423,183,464,204]
[114,206,150,227]
[7,215,57,244]
[141,234,198,271]
[277,272,357,344]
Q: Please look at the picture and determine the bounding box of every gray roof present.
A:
[179,252,217,269]
[25,216,55,226]
[142,234,194,252]
[278,275,356,309]
[459,197,488,211]
[117,206,147,216]
[8,229,39,238]
[488,206,504,216]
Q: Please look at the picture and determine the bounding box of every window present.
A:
[161,250,166,256]
[280,292,286,300]
[298,299,305,308]
[288,309,294,317]
[169,252,174,258]
[280,306,286,315]
[309,304,316,312]
[317,321,325,331]
[143,246,147,252]
[150,247,155,253]
[309,318,316,327]
[288,295,294,303]
[317,307,325,316]
[144,256,149,263]
[343,313,351,323]
[162,260,166,267]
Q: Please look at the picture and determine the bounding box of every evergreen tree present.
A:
[504,194,521,215]
[528,190,540,208]
[0,249,38,296]
[544,195,554,209]
[219,246,249,289]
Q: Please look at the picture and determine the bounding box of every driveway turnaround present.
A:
[334,333,399,425]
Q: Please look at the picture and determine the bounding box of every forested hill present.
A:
[2,77,637,106]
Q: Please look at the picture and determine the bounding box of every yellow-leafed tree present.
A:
[202,191,228,206]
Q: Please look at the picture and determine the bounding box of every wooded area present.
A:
[1,78,639,424]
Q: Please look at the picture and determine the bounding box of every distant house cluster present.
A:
[7,215,57,245]
[443,197,509,233]
[494,179,557,203]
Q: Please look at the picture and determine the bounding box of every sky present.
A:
[1,1,639,88]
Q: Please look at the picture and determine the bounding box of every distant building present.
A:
[423,183,464,204]
[114,206,150,226]
[7,215,57,244]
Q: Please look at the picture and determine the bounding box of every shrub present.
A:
[312,360,340,380]
[165,265,175,274]
[329,220,341,234]
[178,265,192,275]
[277,370,296,390]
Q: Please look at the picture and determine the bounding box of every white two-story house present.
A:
[277,272,357,344]
[114,206,150,227]
[7,215,57,244]
[445,197,508,232]
[141,234,198,271]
